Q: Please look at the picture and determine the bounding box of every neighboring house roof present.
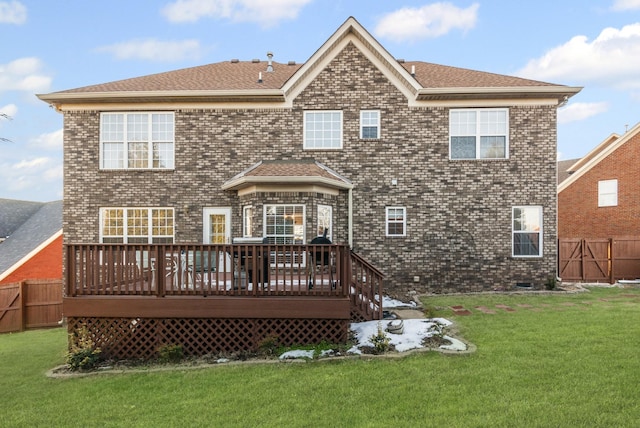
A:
[0,200,63,281]
[558,122,640,192]
[222,159,353,192]
[557,158,581,185]
[0,199,44,239]
[37,17,581,107]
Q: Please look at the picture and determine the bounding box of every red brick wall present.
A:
[558,132,640,238]
[0,235,63,284]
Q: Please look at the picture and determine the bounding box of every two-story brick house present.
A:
[39,17,580,295]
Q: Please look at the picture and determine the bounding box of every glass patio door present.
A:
[203,208,231,244]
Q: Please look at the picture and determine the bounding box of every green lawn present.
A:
[1,286,639,427]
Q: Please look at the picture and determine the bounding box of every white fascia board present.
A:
[558,121,640,193]
[0,229,62,283]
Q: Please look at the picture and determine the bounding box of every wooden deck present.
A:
[64,243,383,358]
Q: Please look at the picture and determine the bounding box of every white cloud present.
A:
[517,23,640,89]
[29,128,63,150]
[12,157,50,170]
[97,39,204,62]
[162,0,312,27]
[558,102,609,124]
[0,57,52,93]
[374,2,479,42]
[0,103,18,118]
[612,0,640,10]
[0,1,26,24]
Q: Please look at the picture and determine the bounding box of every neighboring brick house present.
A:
[38,17,580,294]
[0,199,63,284]
[558,123,640,238]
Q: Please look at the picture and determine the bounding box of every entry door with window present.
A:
[203,208,231,244]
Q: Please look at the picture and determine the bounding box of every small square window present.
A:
[360,110,380,139]
[598,179,618,207]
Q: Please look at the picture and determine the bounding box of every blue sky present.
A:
[1,0,640,202]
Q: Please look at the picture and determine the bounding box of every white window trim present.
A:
[99,207,175,244]
[449,108,509,160]
[598,179,618,207]
[317,204,333,240]
[100,112,175,170]
[385,206,406,237]
[303,110,343,150]
[512,206,543,258]
[360,110,380,139]
[263,204,306,268]
[242,206,253,237]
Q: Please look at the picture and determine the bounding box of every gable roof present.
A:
[0,200,63,281]
[558,122,640,192]
[37,17,581,108]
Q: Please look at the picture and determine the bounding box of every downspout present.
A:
[348,188,353,248]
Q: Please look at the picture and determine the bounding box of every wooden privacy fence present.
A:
[558,237,640,283]
[0,279,63,333]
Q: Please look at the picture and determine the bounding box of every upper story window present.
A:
[100,207,174,244]
[450,108,508,160]
[360,110,380,139]
[512,206,542,257]
[598,179,618,207]
[386,207,406,237]
[100,112,175,169]
[303,111,342,149]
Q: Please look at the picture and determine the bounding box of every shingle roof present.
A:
[247,159,341,180]
[557,159,581,185]
[54,61,303,93]
[222,159,353,191]
[0,199,44,238]
[401,61,554,88]
[0,200,62,276]
[44,58,556,96]
[38,17,579,105]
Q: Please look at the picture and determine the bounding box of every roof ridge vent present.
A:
[230,59,239,63]
[288,61,296,66]
[266,51,274,72]
[251,59,260,63]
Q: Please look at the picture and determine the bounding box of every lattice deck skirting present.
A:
[68,317,349,360]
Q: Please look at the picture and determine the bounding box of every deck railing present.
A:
[350,251,384,320]
[65,243,352,298]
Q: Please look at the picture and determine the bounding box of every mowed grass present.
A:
[1,286,639,427]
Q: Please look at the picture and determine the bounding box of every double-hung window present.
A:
[100,207,174,243]
[512,206,542,257]
[303,111,342,149]
[450,108,508,159]
[598,179,618,207]
[101,112,175,169]
[386,207,406,237]
[360,110,380,139]
[264,205,305,266]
